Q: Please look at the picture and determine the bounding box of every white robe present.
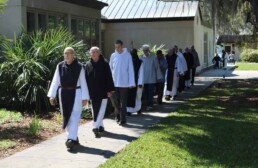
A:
[109,48,136,88]
[92,99,107,129]
[127,64,144,113]
[47,65,89,140]
[177,51,188,75]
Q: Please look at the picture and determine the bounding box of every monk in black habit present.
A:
[164,48,178,101]
[127,49,144,115]
[48,47,89,150]
[85,46,114,138]
[183,47,194,88]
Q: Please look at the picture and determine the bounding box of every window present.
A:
[57,15,67,28]
[38,14,47,30]
[77,19,84,39]
[48,15,56,29]
[27,12,35,32]
[71,19,77,35]
[84,20,91,45]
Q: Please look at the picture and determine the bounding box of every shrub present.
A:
[27,115,40,136]
[0,140,17,150]
[240,49,258,63]
[0,28,89,114]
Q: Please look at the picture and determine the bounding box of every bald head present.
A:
[64,47,75,64]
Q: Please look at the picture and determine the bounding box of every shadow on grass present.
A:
[151,79,258,167]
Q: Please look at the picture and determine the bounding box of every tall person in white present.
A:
[109,40,135,125]
[48,47,89,150]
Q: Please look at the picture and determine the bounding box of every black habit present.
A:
[165,54,178,91]
[127,56,142,108]
[85,56,114,121]
[183,52,194,80]
[58,59,82,129]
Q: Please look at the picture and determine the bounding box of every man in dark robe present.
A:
[183,47,194,88]
[164,48,178,101]
[127,49,144,115]
[48,47,89,150]
[85,46,114,138]
[190,45,200,86]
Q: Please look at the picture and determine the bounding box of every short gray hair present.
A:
[89,46,101,54]
[64,47,75,54]
[142,44,150,50]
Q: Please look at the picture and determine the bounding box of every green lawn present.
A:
[0,109,23,123]
[234,62,258,70]
[100,80,258,168]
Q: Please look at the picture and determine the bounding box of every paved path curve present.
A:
[0,67,257,168]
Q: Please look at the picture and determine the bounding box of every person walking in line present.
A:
[212,54,221,69]
[183,47,194,88]
[48,47,89,150]
[175,46,187,92]
[140,44,163,111]
[156,50,167,104]
[190,45,200,86]
[109,40,135,126]
[164,48,184,101]
[127,49,144,115]
[85,46,114,138]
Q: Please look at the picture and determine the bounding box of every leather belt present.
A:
[60,86,81,90]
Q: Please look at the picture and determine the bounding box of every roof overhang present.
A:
[102,17,195,23]
[59,0,108,10]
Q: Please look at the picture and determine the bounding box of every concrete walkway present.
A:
[1,67,258,168]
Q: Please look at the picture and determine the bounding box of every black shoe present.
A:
[127,112,132,116]
[99,126,105,132]
[92,128,100,138]
[137,110,142,114]
[65,139,76,150]
[115,114,120,123]
[74,137,80,145]
[165,96,170,101]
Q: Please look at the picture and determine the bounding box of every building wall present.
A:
[204,26,215,66]
[0,0,102,46]
[102,21,194,57]
[0,0,24,38]
[193,10,204,72]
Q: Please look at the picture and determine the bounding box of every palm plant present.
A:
[0,28,88,114]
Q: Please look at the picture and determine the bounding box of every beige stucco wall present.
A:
[193,10,204,72]
[0,0,101,40]
[204,26,215,66]
[102,21,194,57]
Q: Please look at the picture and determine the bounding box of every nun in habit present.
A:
[48,47,89,150]
[85,47,115,138]
[127,49,144,115]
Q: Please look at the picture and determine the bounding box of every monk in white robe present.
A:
[48,47,89,150]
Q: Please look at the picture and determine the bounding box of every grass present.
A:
[0,140,17,150]
[27,116,40,136]
[100,79,258,168]
[0,109,23,123]
[234,62,258,70]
